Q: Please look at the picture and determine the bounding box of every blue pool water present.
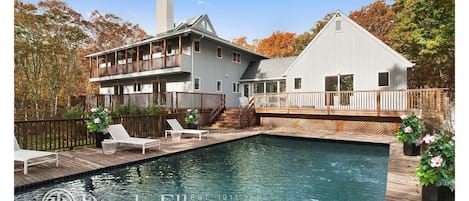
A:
[15,135,389,201]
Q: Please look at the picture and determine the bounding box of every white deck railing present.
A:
[254,89,447,115]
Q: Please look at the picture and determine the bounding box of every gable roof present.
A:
[240,56,297,81]
[171,14,217,36]
[284,10,414,75]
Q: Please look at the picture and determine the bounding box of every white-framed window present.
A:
[194,40,200,53]
[294,77,302,89]
[194,77,200,90]
[254,82,265,93]
[217,46,222,58]
[335,20,342,32]
[232,51,241,63]
[216,80,222,92]
[133,82,142,92]
[232,82,240,93]
[378,72,389,87]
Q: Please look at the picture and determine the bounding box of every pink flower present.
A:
[452,135,455,141]
[452,179,455,189]
[400,115,407,120]
[430,156,443,168]
[91,108,97,112]
[404,126,412,133]
[422,134,436,144]
[94,118,101,124]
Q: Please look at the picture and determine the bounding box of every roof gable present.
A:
[173,14,217,36]
[284,10,414,75]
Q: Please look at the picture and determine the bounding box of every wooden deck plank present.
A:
[15,128,421,200]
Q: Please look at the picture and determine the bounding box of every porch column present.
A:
[105,54,108,75]
[163,39,167,68]
[96,56,99,76]
[125,49,128,73]
[88,57,92,78]
[150,42,153,69]
[114,51,118,74]
[136,46,140,72]
[178,35,182,65]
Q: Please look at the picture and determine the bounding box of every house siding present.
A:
[286,13,412,92]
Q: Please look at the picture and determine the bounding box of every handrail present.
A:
[238,97,256,128]
[208,95,226,123]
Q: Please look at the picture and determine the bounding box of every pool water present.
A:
[15,135,389,201]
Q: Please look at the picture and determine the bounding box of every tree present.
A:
[349,0,396,45]
[390,0,455,91]
[231,36,256,51]
[256,31,296,57]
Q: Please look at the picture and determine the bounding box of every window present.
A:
[232,51,241,63]
[217,46,222,58]
[167,44,172,55]
[194,77,200,90]
[216,80,222,92]
[335,20,342,32]
[232,82,239,93]
[378,72,389,86]
[254,83,265,93]
[294,78,302,89]
[194,41,200,52]
[266,82,278,93]
[133,82,142,92]
[280,82,286,92]
[114,85,124,95]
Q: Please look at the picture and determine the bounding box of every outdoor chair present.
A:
[107,124,161,154]
[14,137,58,175]
[165,119,209,140]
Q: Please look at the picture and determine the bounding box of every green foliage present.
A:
[396,112,426,144]
[86,107,112,133]
[184,108,200,126]
[390,0,454,90]
[111,104,160,116]
[416,131,455,191]
[62,106,83,119]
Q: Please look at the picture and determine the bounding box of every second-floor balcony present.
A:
[96,54,181,78]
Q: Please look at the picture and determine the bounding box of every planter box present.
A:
[422,184,455,201]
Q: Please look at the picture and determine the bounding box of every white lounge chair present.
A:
[165,119,209,140]
[107,124,161,154]
[14,137,58,175]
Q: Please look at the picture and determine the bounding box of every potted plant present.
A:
[184,108,200,129]
[396,112,426,156]
[86,107,112,148]
[416,131,455,201]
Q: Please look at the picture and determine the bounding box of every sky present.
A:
[21,0,390,42]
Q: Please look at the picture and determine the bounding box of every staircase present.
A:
[210,108,256,129]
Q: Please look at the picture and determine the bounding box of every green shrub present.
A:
[144,105,160,115]
[62,106,83,119]
[111,105,130,116]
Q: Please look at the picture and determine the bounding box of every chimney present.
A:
[156,0,174,35]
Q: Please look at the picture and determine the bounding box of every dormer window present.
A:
[335,20,342,32]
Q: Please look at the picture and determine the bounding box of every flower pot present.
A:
[188,123,198,129]
[403,141,420,156]
[422,184,455,201]
[95,132,105,148]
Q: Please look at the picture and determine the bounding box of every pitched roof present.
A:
[284,10,414,75]
[171,14,217,36]
[240,56,297,81]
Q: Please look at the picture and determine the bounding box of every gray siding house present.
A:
[285,11,414,92]
[86,0,266,108]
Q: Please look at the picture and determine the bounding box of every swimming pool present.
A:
[15,135,389,201]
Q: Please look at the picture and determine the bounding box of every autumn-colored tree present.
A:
[231,36,256,51]
[390,0,454,92]
[349,0,396,45]
[293,13,333,55]
[256,31,296,57]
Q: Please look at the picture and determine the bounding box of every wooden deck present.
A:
[14,128,421,201]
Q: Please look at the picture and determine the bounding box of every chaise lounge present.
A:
[107,124,161,154]
[165,119,209,140]
[14,137,58,175]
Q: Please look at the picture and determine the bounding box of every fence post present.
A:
[376,91,381,117]
[436,89,442,113]
[175,92,179,112]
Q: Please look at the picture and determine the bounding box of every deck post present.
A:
[286,93,289,113]
[96,56,99,76]
[178,35,182,66]
[125,49,128,73]
[163,39,167,68]
[150,42,153,70]
[376,91,381,117]
[175,92,179,112]
[105,54,108,75]
[436,89,442,113]
[136,46,140,72]
[114,51,117,74]
[326,92,330,115]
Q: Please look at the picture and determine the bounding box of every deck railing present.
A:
[254,88,447,117]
